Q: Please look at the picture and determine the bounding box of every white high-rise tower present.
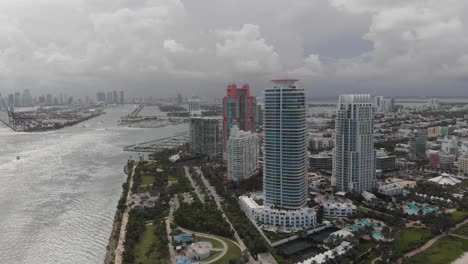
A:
[264,79,308,209]
[333,94,376,193]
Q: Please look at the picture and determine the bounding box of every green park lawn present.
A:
[168,175,178,186]
[408,236,468,264]
[454,223,468,237]
[394,228,434,256]
[134,225,170,264]
[451,210,468,223]
[358,207,370,213]
[212,236,242,264]
[263,230,294,242]
[140,174,154,187]
[201,251,222,263]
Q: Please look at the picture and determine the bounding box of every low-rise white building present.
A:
[239,195,317,230]
[378,183,408,196]
[429,173,462,185]
[362,191,377,201]
[316,195,356,217]
[297,230,354,264]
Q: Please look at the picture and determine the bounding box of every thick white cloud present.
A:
[0,0,467,97]
[331,0,468,82]
[288,54,323,77]
[216,24,281,74]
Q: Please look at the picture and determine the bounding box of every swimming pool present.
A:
[348,225,364,232]
[372,232,383,239]
[406,203,439,214]
[424,206,438,213]
[359,220,373,227]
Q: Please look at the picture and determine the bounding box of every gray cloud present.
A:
[0,0,467,99]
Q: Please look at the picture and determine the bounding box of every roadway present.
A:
[184,166,205,203]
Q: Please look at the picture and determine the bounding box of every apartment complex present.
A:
[189,117,222,158]
[333,94,376,193]
[263,79,309,209]
[408,129,427,161]
[223,84,256,157]
[227,126,259,182]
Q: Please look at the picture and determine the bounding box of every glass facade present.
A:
[333,94,376,193]
[263,80,308,210]
[223,84,256,158]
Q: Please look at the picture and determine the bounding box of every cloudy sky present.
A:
[1,0,468,99]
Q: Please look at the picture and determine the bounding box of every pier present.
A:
[124,131,189,153]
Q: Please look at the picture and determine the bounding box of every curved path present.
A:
[178,227,229,264]
[371,257,382,264]
[399,218,468,262]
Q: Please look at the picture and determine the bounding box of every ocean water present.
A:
[0,105,188,264]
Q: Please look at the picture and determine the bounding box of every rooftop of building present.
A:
[429,173,462,185]
[338,94,372,104]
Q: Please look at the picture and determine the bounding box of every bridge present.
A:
[0,97,19,131]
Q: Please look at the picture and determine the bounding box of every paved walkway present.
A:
[400,218,468,262]
[184,166,205,203]
[449,233,468,240]
[178,227,229,264]
[165,196,177,264]
[371,257,382,264]
[114,165,136,264]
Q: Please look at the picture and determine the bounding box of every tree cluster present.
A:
[174,199,233,238]
[123,204,169,263]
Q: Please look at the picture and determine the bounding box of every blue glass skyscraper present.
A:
[263,79,308,210]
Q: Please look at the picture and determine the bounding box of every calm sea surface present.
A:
[0,105,188,264]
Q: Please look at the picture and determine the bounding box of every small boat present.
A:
[16,156,20,160]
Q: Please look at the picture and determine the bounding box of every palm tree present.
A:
[381,226,392,240]
[418,208,424,219]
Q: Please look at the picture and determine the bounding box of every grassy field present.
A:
[408,236,468,264]
[134,225,170,264]
[213,237,242,264]
[358,207,370,213]
[454,223,468,237]
[202,251,222,263]
[168,175,178,186]
[451,210,468,223]
[394,228,434,256]
[263,230,294,242]
[356,240,377,264]
[140,174,154,186]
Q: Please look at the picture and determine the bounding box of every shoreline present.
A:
[104,165,132,264]
[1,106,106,132]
